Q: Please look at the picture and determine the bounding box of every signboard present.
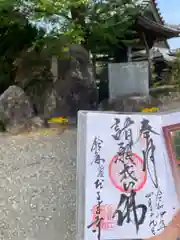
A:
[76,111,179,240]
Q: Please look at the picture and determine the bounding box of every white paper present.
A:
[77,111,179,240]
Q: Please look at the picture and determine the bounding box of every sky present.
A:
[157,0,180,50]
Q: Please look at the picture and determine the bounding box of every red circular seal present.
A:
[109,153,147,193]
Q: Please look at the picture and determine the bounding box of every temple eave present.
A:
[137,16,180,39]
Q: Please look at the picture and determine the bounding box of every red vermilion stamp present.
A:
[91,204,115,231]
[109,153,147,193]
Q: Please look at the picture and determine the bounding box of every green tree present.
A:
[0,0,144,53]
[0,0,145,92]
[0,7,45,92]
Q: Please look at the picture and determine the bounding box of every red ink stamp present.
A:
[91,204,115,231]
[109,153,147,193]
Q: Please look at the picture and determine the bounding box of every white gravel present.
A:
[0,127,77,240]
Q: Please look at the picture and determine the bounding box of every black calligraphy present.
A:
[154,189,166,233]
[91,137,105,168]
[141,119,166,235]
[145,189,166,235]
[111,117,147,233]
[111,117,134,141]
[112,190,147,233]
[140,119,159,188]
[87,136,105,240]
[111,117,137,191]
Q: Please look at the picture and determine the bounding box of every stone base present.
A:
[99,94,162,112]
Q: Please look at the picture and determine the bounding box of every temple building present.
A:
[110,0,180,87]
[95,0,180,63]
[128,0,180,61]
[131,0,180,84]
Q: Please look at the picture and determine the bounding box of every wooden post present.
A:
[142,32,152,87]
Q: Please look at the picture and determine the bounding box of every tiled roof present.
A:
[151,0,165,24]
[166,24,180,30]
[137,16,180,37]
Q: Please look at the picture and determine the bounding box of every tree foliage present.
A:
[0,0,144,52]
[35,0,144,53]
[0,0,145,92]
[0,3,45,92]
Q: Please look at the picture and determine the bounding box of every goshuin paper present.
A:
[76,111,179,240]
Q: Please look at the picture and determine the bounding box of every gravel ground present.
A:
[0,127,77,240]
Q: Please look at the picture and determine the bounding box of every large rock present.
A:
[15,45,98,118]
[0,85,34,125]
[14,48,55,118]
[0,85,47,132]
[42,87,57,118]
[53,56,98,117]
[7,116,48,134]
[45,45,98,117]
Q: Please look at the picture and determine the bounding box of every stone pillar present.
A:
[108,61,149,101]
[51,56,58,83]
